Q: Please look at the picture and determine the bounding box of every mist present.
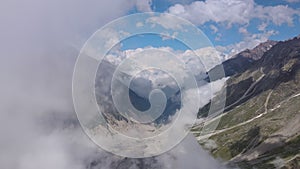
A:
[0,0,226,168]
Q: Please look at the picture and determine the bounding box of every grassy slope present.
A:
[193,38,300,169]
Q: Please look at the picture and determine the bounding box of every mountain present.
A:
[235,40,277,61]
[207,40,277,81]
[193,36,300,169]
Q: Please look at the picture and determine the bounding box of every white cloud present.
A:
[135,0,153,12]
[136,21,144,27]
[168,4,186,15]
[182,47,225,71]
[101,45,225,101]
[105,45,224,77]
[165,0,300,57]
[0,0,162,168]
[168,0,300,27]
[146,13,189,30]
[258,22,268,31]
[219,28,278,56]
[161,31,179,40]
[210,24,218,33]
[100,28,129,51]
[168,0,256,26]
[0,0,241,168]
[158,134,226,169]
[239,27,249,35]
[259,5,299,26]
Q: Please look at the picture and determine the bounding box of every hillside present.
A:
[207,40,277,81]
[193,36,300,169]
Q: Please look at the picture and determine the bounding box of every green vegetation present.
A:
[193,37,300,169]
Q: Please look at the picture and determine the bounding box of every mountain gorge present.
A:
[93,35,300,169]
[194,36,300,169]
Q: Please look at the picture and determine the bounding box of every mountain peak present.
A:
[207,40,278,80]
[234,40,278,61]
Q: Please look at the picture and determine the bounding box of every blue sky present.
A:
[123,0,300,55]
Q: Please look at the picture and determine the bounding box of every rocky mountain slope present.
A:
[207,40,277,81]
[193,36,300,169]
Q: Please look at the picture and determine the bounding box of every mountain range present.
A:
[194,35,300,169]
[93,34,300,169]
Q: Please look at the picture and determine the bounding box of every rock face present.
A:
[207,40,278,81]
[235,40,277,61]
[194,36,300,169]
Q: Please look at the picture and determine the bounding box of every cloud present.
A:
[0,0,138,53]
[0,0,227,168]
[135,0,153,12]
[238,27,249,35]
[157,134,227,169]
[146,13,189,30]
[136,21,144,27]
[285,0,300,3]
[210,25,219,33]
[258,22,268,31]
[104,46,225,86]
[0,0,155,168]
[218,28,278,56]
[100,28,129,51]
[165,0,299,56]
[167,0,300,27]
[259,5,299,26]
[182,47,226,71]
[168,0,256,26]
[161,31,179,40]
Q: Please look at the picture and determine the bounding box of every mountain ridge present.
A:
[194,35,300,169]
